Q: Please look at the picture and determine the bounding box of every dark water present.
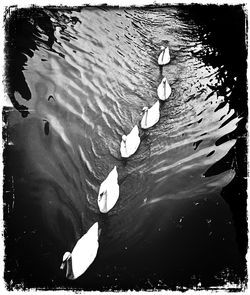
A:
[3,5,247,291]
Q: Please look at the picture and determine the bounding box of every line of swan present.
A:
[61,43,172,280]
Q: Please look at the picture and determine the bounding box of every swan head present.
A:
[162,77,167,83]
[160,46,165,51]
[98,189,107,202]
[122,135,127,142]
[140,106,148,115]
[60,252,71,270]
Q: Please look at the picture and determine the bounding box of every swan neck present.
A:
[161,48,165,63]
[100,190,108,212]
[65,255,74,280]
[103,191,108,212]
[145,109,148,126]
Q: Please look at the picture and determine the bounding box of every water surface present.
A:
[3,5,247,291]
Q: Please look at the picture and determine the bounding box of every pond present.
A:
[3,4,247,291]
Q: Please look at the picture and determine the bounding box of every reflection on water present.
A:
[3,5,247,291]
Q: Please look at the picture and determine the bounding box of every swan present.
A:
[140,100,160,129]
[98,166,119,213]
[157,77,171,101]
[120,125,140,158]
[60,222,99,280]
[158,46,170,66]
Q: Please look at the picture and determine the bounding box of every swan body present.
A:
[120,125,140,158]
[158,46,170,65]
[140,101,160,129]
[98,166,119,213]
[60,222,99,280]
[157,77,171,101]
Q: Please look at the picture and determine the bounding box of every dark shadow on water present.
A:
[180,3,247,280]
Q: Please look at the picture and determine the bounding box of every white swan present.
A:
[140,100,160,129]
[60,222,99,280]
[158,46,170,65]
[157,77,171,101]
[98,166,119,213]
[120,125,140,158]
